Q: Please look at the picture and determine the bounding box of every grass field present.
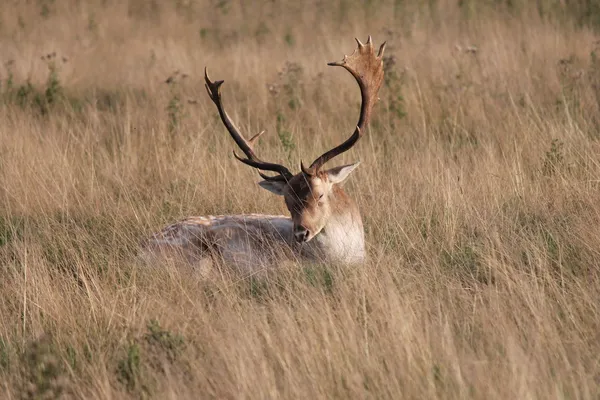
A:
[1,0,600,398]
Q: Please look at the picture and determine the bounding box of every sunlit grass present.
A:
[0,0,599,398]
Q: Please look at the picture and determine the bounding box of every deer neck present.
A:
[303,185,365,265]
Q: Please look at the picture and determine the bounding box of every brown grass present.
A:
[0,0,599,398]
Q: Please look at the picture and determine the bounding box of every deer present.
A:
[142,37,386,275]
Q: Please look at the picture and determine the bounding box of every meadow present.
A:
[0,0,599,398]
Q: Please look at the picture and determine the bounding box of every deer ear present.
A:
[326,162,360,184]
[258,180,287,196]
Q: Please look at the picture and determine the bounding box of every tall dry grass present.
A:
[0,0,599,398]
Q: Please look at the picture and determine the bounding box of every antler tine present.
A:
[308,37,386,173]
[204,68,294,179]
[258,171,288,182]
[248,130,265,147]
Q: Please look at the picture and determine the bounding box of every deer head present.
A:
[205,37,385,243]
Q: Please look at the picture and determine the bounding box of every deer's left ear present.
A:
[326,162,360,184]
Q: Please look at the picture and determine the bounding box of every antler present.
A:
[306,36,386,174]
[204,68,294,181]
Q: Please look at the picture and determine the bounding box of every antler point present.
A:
[232,150,243,161]
[248,130,266,148]
[378,41,387,58]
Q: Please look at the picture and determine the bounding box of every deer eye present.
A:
[317,194,325,206]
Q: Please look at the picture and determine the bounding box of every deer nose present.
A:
[294,225,310,242]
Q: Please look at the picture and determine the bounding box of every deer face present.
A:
[258,163,360,242]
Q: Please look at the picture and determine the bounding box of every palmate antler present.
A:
[205,36,385,180]
[304,36,386,175]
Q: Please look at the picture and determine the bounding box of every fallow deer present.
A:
[143,37,386,274]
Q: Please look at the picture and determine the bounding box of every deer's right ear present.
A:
[258,180,287,196]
